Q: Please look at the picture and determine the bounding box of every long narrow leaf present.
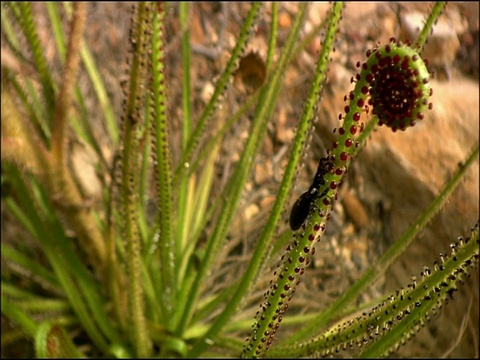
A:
[275,144,479,350]
[185,4,309,354]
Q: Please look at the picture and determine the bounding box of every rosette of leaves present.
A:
[1,2,478,358]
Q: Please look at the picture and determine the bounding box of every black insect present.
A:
[289,188,317,231]
[289,157,333,231]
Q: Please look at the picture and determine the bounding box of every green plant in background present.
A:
[1,2,478,358]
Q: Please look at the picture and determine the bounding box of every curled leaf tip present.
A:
[363,37,433,132]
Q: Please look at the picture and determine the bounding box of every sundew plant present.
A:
[1,2,478,358]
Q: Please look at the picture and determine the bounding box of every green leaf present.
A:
[35,322,84,358]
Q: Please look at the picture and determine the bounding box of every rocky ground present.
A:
[225,3,479,357]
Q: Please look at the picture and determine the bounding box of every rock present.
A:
[356,75,479,288]
[341,187,370,232]
[354,74,479,358]
[332,71,479,357]
[399,9,467,80]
